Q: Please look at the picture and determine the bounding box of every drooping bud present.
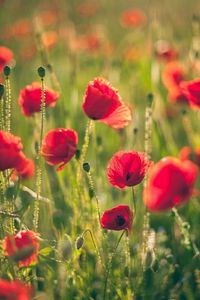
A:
[75,236,84,250]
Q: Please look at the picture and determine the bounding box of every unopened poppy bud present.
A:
[75,149,81,160]
[75,236,84,250]
[146,93,153,107]
[3,66,11,77]
[83,162,90,172]
[0,84,4,97]
[37,66,46,78]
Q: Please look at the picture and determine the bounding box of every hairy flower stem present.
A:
[87,170,101,223]
[0,85,5,130]
[172,208,200,257]
[77,120,93,182]
[103,230,126,300]
[34,74,46,231]
[5,76,12,132]
[142,93,153,269]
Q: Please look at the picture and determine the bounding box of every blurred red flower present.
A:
[154,40,178,62]
[3,230,39,267]
[120,9,146,28]
[41,128,78,171]
[143,157,198,212]
[0,46,13,72]
[18,82,59,117]
[162,61,188,104]
[77,1,97,17]
[180,78,200,109]
[38,10,58,27]
[100,205,133,231]
[42,31,58,50]
[15,153,35,179]
[83,78,132,129]
[179,146,200,167]
[0,280,32,300]
[0,131,23,171]
[107,151,151,189]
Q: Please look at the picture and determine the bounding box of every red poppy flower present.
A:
[15,153,35,179]
[0,130,24,171]
[180,78,200,109]
[107,151,152,189]
[154,40,178,62]
[41,128,78,171]
[179,146,200,167]
[77,1,97,17]
[143,157,198,212]
[18,82,59,117]
[0,280,32,300]
[3,230,39,267]
[82,78,132,129]
[162,61,188,104]
[120,9,146,28]
[0,46,13,72]
[100,205,133,231]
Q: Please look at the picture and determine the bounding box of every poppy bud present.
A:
[83,162,90,172]
[37,66,46,78]
[0,84,4,97]
[75,236,84,250]
[3,65,11,77]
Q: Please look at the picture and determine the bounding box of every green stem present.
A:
[33,78,45,231]
[103,230,126,300]
[5,77,11,132]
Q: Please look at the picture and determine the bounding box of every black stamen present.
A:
[116,215,126,226]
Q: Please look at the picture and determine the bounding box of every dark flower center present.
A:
[126,172,131,181]
[116,215,126,226]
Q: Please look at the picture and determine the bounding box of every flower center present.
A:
[116,215,126,226]
[126,172,131,181]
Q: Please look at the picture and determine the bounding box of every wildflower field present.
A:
[0,0,200,299]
